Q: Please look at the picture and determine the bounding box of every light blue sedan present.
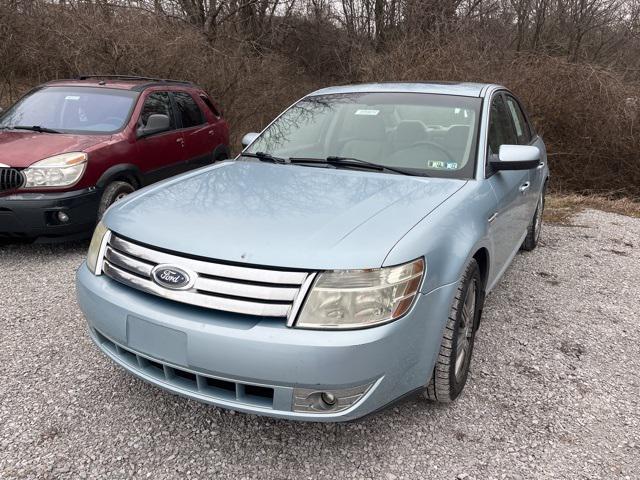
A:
[76,82,549,421]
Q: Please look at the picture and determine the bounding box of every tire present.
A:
[97,180,135,220]
[521,187,546,251]
[212,145,230,163]
[425,259,483,403]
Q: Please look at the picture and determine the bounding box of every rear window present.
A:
[200,94,221,117]
[173,92,204,128]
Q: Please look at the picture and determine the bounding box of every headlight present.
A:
[296,258,425,329]
[87,221,110,275]
[23,152,87,188]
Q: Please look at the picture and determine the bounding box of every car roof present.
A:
[307,82,503,98]
[42,77,197,92]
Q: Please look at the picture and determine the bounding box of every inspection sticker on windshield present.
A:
[428,161,459,170]
[354,109,380,116]
[65,96,81,101]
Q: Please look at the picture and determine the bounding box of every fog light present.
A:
[57,211,69,223]
[292,382,374,414]
[321,392,336,406]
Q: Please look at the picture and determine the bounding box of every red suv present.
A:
[0,75,229,241]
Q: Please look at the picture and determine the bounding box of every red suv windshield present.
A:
[0,86,139,135]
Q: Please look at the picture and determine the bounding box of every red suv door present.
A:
[171,91,224,167]
[134,91,187,182]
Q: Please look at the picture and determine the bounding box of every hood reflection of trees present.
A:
[128,160,455,224]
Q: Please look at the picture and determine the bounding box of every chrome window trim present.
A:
[477,85,508,180]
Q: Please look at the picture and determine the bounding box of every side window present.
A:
[487,94,517,157]
[139,92,175,129]
[505,95,532,145]
[200,94,221,117]
[173,92,205,128]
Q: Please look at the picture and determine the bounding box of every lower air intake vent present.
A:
[93,329,275,409]
[0,168,25,192]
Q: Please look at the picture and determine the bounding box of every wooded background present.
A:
[1,0,639,196]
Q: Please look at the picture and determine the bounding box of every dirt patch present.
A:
[545,194,640,225]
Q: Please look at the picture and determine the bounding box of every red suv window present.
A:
[173,92,204,128]
[139,92,175,129]
[199,94,222,117]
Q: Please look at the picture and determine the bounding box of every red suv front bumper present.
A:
[0,188,101,241]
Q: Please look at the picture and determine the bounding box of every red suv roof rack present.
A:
[77,75,193,85]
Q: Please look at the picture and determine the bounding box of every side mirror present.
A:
[490,145,541,171]
[241,132,259,149]
[137,114,170,138]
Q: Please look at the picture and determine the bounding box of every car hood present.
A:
[0,131,109,167]
[106,161,467,270]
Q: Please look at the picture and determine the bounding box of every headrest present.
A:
[395,121,427,145]
[444,125,470,145]
[350,113,386,141]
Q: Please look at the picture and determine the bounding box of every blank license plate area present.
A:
[127,316,188,366]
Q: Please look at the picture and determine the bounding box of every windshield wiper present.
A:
[240,151,289,164]
[289,156,419,176]
[11,125,62,134]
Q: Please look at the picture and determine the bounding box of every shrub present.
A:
[1,3,638,198]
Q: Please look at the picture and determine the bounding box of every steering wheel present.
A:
[395,141,456,164]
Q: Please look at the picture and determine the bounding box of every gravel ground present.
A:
[1,208,639,480]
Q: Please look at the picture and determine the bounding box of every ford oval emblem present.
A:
[151,265,194,290]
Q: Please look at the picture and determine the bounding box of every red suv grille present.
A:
[0,168,25,192]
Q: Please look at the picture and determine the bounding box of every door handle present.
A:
[176,138,185,145]
[519,182,530,194]
[537,162,545,169]
[208,130,215,135]
[488,212,498,223]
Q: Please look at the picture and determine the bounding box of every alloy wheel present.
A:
[455,279,477,380]
[534,193,544,242]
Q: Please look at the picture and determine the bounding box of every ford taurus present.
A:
[76,82,549,421]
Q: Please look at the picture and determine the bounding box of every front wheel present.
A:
[425,259,484,403]
[212,145,231,164]
[97,180,135,220]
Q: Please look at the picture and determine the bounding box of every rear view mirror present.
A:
[491,145,541,171]
[137,114,170,138]
[241,132,259,149]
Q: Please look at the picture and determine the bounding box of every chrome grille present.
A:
[100,234,315,320]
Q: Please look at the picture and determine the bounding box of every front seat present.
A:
[387,121,431,168]
[393,121,428,152]
[340,114,387,162]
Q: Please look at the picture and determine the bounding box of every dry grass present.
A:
[1,4,640,197]
[544,194,640,225]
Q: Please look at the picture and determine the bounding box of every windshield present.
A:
[0,86,139,134]
[245,92,481,178]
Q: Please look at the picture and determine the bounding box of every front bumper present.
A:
[0,188,100,241]
[76,263,458,421]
